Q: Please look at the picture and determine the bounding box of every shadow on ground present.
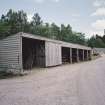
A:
[0,71,23,79]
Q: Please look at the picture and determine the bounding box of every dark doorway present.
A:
[78,49,84,61]
[22,37,45,70]
[72,48,78,63]
[84,50,88,61]
[61,47,70,64]
[88,50,91,60]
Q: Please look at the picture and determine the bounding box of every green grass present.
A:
[0,71,16,79]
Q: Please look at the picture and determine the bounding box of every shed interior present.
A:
[72,48,78,63]
[78,49,84,61]
[61,47,70,64]
[22,37,45,70]
[84,50,88,61]
[88,50,91,60]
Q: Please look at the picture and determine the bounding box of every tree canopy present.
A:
[0,9,105,48]
[87,35,105,48]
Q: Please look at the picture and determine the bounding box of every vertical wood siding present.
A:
[0,33,22,72]
[45,41,62,67]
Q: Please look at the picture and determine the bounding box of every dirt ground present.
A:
[0,55,105,105]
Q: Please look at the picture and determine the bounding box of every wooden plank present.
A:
[45,41,62,67]
[0,33,22,72]
[70,48,72,63]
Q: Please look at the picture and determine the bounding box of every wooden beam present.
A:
[70,48,72,63]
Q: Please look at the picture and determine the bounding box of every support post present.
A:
[83,50,85,61]
[20,34,23,73]
[87,50,89,60]
[89,50,92,60]
[86,50,88,61]
[70,48,72,63]
[77,49,79,62]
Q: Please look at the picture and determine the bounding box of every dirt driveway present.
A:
[0,55,105,105]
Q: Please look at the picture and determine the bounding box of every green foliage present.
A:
[87,35,105,48]
[60,24,72,41]
[31,13,42,26]
[102,35,105,43]
[1,9,100,47]
[0,9,28,39]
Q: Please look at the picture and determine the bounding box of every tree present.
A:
[0,13,11,38]
[31,13,42,26]
[102,35,105,43]
[0,9,28,38]
[39,23,50,37]
[87,35,105,48]
[0,9,89,46]
[30,13,43,35]
[17,10,28,32]
[49,23,60,39]
[60,24,72,42]
[74,32,86,45]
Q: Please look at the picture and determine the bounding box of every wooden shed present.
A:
[0,32,91,73]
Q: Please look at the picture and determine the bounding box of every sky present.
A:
[0,0,105,37]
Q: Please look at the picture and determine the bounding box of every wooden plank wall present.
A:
[45,41,62,67]
[0,33,22,72]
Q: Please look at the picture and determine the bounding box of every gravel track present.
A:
[0,55,105,105]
